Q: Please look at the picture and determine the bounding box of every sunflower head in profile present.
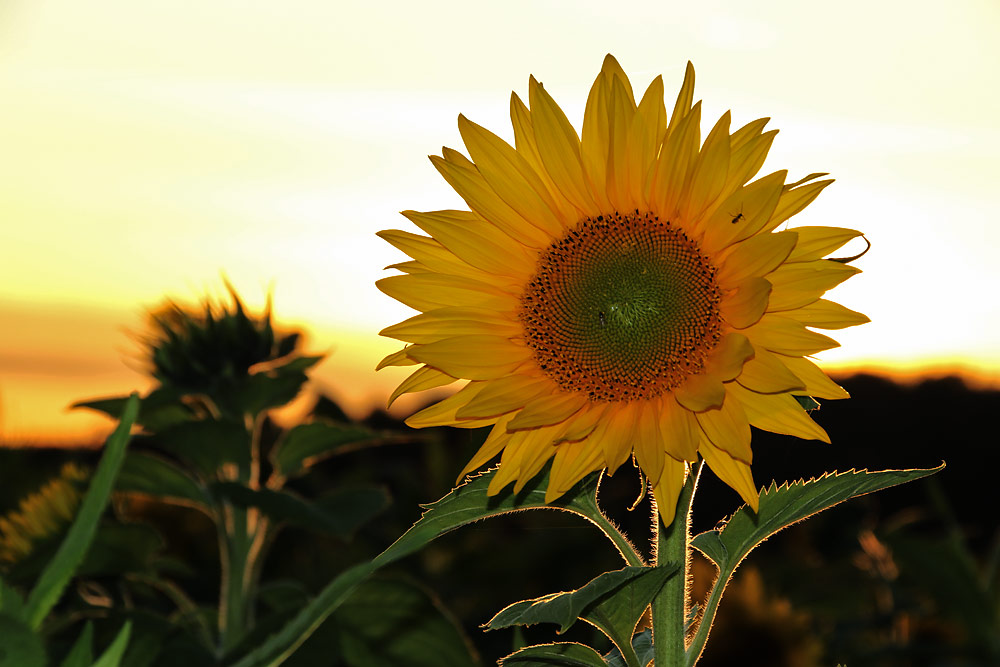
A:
[377,56,868,523]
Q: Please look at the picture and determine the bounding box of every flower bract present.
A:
[377,56,868,522]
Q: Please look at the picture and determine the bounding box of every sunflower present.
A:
[377,56,867,523]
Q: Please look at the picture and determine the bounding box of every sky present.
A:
[2,0,999,443]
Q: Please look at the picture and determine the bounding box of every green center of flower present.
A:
[519,211,723,402]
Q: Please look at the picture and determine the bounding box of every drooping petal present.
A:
[699,435,759,511]
[651,456,688,525]
[387,365,457,408]
[673,373,725,412]
[455,372,553,419]
[507,391,589,430]
[703,332,755,382]
[406,382,489,428]
[660,396,701,461]
[695,389,752,463]
[736,346,805,394]
[728,383,831,443]
[777,355,851,400]
[455,414,516,482]
[744,315,841,356]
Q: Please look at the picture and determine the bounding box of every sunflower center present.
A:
[519,211,723,402]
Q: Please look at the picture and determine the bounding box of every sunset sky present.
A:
[2,0,999,443]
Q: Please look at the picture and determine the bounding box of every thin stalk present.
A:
[684,563,733,667]
[591,510,646,567]
[652,463,700,667]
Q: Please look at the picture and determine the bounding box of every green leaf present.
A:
[272,422,381,478]
[274,354,323,374]
[500,642,608,666]
[691,465,946,572]
[229,370,308,415]
[230,467,609,667]
[793,395,820,412]
[371,467,605,569]
[23,395,139,629]
[0,613,45,667]
[604,629,652,667]
[487,565,676,660]
[116,452,212,509]
[0,576,25,620]
[285,577,477,667]
[92,621,131,667]
[144,419,250,477]
[73,388,191,431]
[58,622,94,667]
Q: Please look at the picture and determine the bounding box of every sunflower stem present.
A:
[652,463,700,667]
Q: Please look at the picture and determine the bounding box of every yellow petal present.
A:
[720,277,772,329]
[513,425,567,492]
[599,54,636,105]
[716,231,798,288]
[787,226,864,262]
[406,382,489,428]
[581,73,613,212]
[376,274,515,313]
[456,414,516,481]
[777,355,850,400]
[555,402,610,443]
[763,178,834,233]
[724,128,777,194]
[388,366,457,408]
[456,373,552,419]
[699,170,786,256]
[488,429,533,495]
[407,335,533,380]
[649,102,702,221]
[744,315,841,356]
[378,229,490,282]
[704,332,755,382]
[651,456,688,525]
[600,404,641,476]
[430,153,552,249]
[507,391,589,430]
[695,390,752,462]
[673,373,725,412]
[782,299,870,330]
[380,308,521,344]
[686,111,731,228]
[458,115,568,235]
[376,346,418,371]
[528,76,599,216]
[728,384,831,443]
[736,346,805,394]
[629,75,666,206]
[509,92,581,223]
[766,262,861,311]
[547,436,605,502]
[401,210,537,280]
[660,396,700,461]
[633,399,666,484]
[666,61,696,139]
[606,75,638,211]
[699,436,759,512]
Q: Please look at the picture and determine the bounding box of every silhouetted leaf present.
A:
[117,452,211,509]
[500,642,608,666]
[73,388,191,431]
[691,465,945,571]
[212,483,385,539]
[143,419,250,477]
[23,395,139,629]
[273,422,381,478]
[229,371,308,416]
